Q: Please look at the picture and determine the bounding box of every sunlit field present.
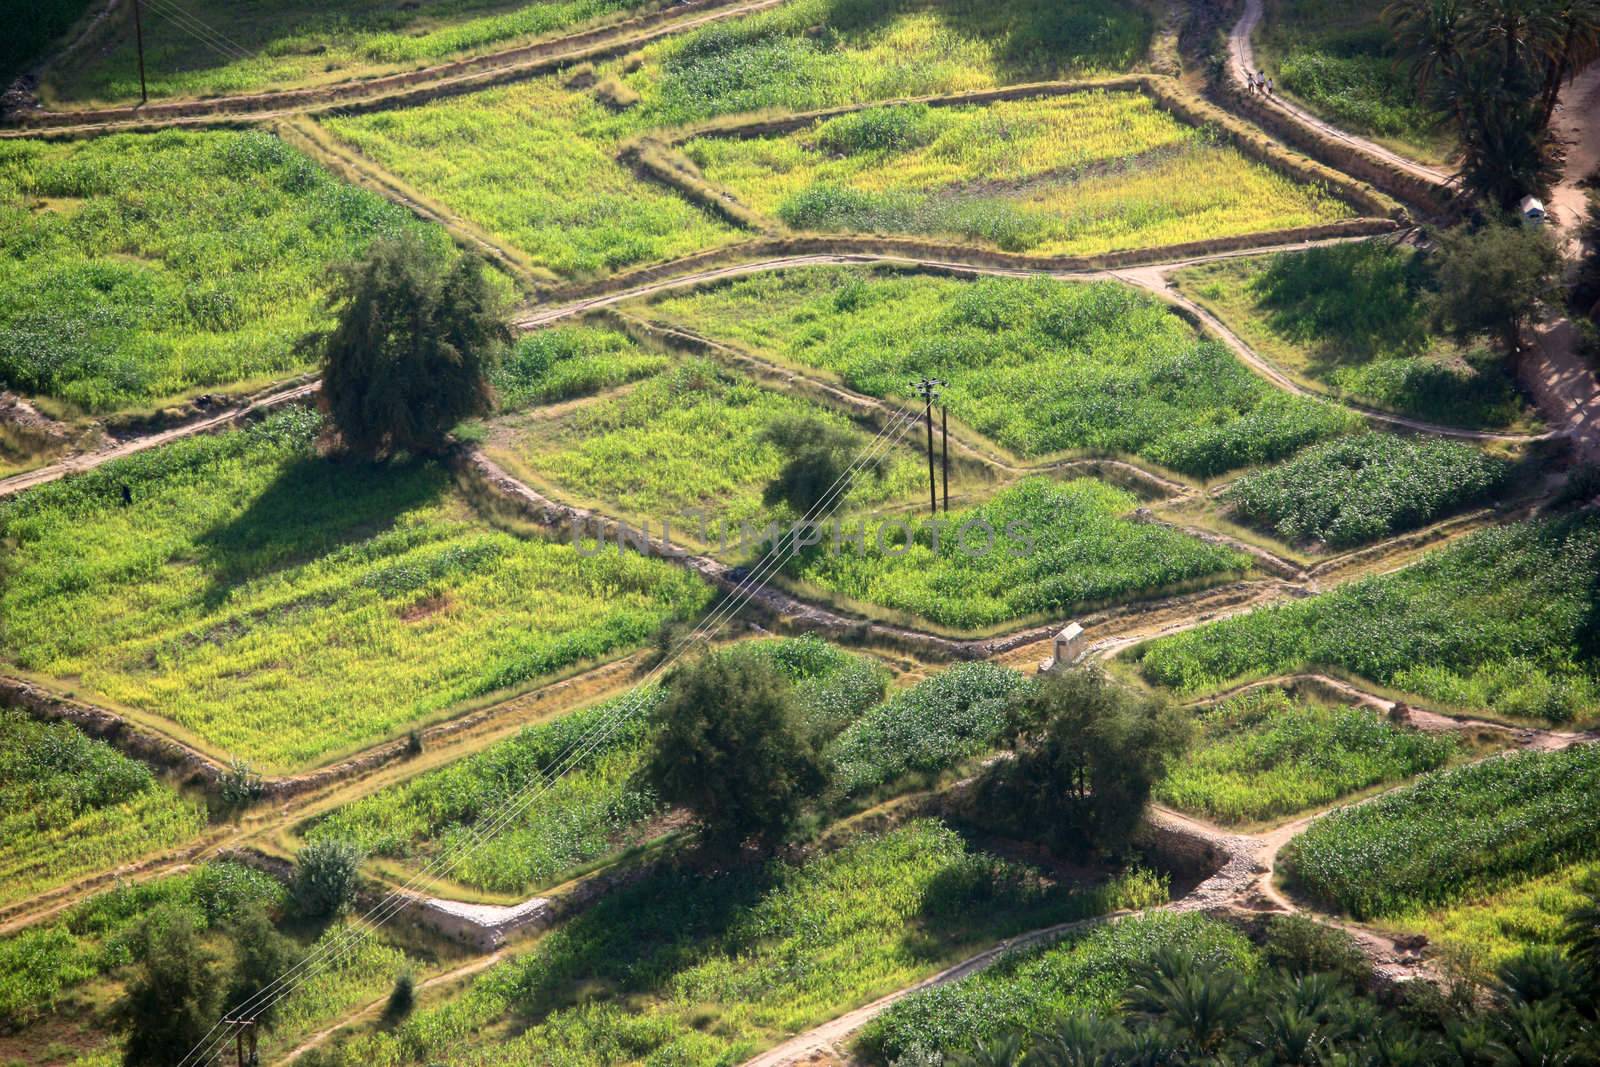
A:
[686,94,1355,255]
[0,409,711,771]
[645,267,1358,475]
[0,130,435,416]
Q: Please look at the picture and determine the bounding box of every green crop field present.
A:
[42,0,656,106]
[1255,0,1450,163]
[1152,688,1464,825]
[316,0,1153,279]
[646,268,1358,476]
[686,94,1355,256]
[305,637,889,896]
[1280,745,1600,921]
[485,357,929,538]
[0,408,711,772]
[861,911,1257,1063]
[0,712,205,910]
[1407,860,1600,967]
[1222,432,1511,549]
[0,130,439,416]
[785,476,1248,631]
[314,820,1167,1066]
[1134,515,1600,724]
[1171,244,1532,430]
[492,324,671,412]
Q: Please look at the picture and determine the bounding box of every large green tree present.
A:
[119,906,222,1067]
[319,234,508,459]
[644,653,827,854]
[224,905,302,1032]
[974,667,1191,857]
[1431,215,1564,355]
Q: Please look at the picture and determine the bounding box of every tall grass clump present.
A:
[1223,432,1511,548]
[1281,745,1600,920]
[492,325,669,412]
[1153,688,1460,824]
[1136,515,1600,724]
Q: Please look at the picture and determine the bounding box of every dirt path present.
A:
[0,380,316,500]
[1548,61,1600,246]
[1228,0,1451,187]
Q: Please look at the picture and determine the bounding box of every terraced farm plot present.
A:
[861,911,1258,1062]
[316,0,1153,279]
[485,356,930,536]
[1222,431,1512,549]
[1255,0,1450,163]
[0,861,427,1065]
[1407,860,1600,967]
[1280,745,1600,921]
[305,637,889,896]
[492,323,671,412]
[1152,687,1467,826]
[684,94,1356,256]
[646,268,1358,475]
[0,408,712,772]
[1134,515,1600,724]
[1172,244,1533,430]
[784,477,1249,632]
[41,0,655,106]
[0,130,440,416]
[314,820,1167,1067]
[0,712,205,909]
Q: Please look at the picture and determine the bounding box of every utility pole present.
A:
[941,404,949,513]
[131,0,148,105]
[912,378,944,516]
[224,1018,258,1067]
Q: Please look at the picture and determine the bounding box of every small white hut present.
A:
[1038,622,1088,674]
[1519,196,1547,224]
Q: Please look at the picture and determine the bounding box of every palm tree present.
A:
[1538,0,1600,125]
[1386,0,1467,99]
[1559,873,1600,995]
[1466,0,1563,90]
[1023,1014,1125,1067]
[953,1032,1025,1067]
[1123,948,1250,1057]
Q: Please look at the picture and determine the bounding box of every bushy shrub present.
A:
[292,839,364,919]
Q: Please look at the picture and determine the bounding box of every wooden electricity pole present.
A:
[912,378,944,516]
[941,404,949,513]
[131,0,148,104]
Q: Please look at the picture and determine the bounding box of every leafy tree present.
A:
[291,838,364,919]
[1432,216,1563,355]
[760,413,887,516]
[974,667,1191,856]
[119,906,222,1067]
[385,973,416,1021]
[318,234,508,459]
[224,905,301,1031]
[643,653,827,853]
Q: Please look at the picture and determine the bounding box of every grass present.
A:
[1280,745,1600,921]
[859,911,1258,1062]
[646,268,1359,476]
[1134,515,1600,725]
[42,0,655,106]
[314,0,1152,280]
[0,711,205,911]
[1152,687,1464,825]
[491,324,671,412]
[1256,0,1452,163]
[1171,244,1532,431]
[314,819,1169,1066]
[304,637,890,897]
[0,408,712,772]
[485,357,929,539]
[0,130,439,416]
[1221,431,1511,549]
[1405,860,1600,968]
[686,94,1356,257]
[784,476,1248,631]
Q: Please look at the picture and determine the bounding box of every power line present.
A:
[177,407,924,1067]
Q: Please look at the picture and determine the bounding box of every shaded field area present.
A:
[0,130,440,417]
[686,94,1355,256]
[308,819,1167,1066]
[0,408,711,772]
[1132,514,1600,725]
[645,267,1358,476]
[315,0,1154,279]
[0,712,204,910]
[1170,244,1534,431]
